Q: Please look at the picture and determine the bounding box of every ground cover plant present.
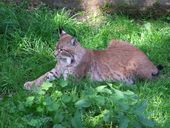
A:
[0,1,170,128]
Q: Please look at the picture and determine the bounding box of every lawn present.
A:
[0,1,170,128]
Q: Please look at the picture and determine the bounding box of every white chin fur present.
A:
[59,56,73,66]
[66,57,72,65]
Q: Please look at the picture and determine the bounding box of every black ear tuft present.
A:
[59,27,66,36]
[59,28,63,35]
[71,38,77,46]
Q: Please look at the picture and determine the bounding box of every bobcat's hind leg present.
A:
[123,76,135,85]
[24,68,60,90]
[121,70,136,85]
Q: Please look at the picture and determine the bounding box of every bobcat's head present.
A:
[55,30,80,66]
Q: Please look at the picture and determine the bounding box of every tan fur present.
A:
[24,31,158,90]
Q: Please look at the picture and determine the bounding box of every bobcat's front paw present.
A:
[24,81,34,90]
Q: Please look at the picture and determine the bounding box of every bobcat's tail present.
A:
[157,64,163,71]
[152,64,163,76]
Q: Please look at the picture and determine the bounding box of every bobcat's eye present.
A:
[58,49,63,52]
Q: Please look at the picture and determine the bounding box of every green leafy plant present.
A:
[1,82,155,128]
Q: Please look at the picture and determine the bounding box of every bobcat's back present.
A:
[89,40,158,83]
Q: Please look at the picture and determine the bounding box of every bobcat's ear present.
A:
[59,28,66,36]
[71,38,77,46]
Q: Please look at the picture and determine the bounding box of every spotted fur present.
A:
[24,31,159,90]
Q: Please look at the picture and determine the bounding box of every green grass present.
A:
[0,2,170,128]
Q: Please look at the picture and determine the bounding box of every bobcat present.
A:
[24,30,161,90]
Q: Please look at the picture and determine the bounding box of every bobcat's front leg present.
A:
[24,65,61,90]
